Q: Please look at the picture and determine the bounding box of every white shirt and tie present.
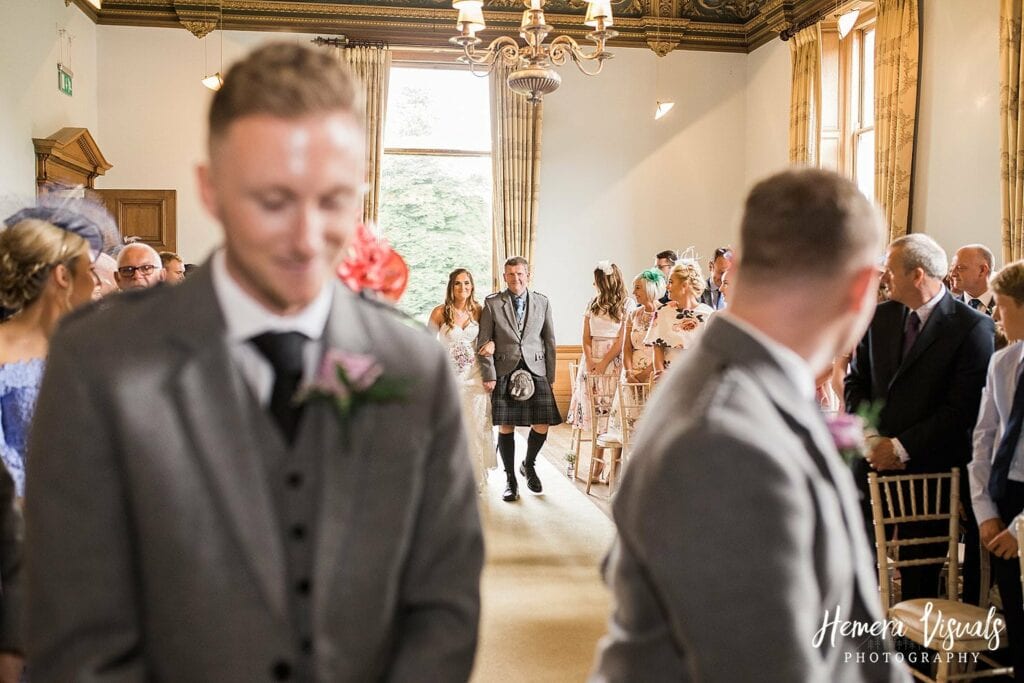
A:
[210,249,332,407]
[969,341,1024,527]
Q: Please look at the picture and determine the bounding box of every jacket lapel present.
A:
[502,290,521,340]
[311,287,382,626]
[168,267,288,620]
[709,318,882,614]
[891,292,953,386]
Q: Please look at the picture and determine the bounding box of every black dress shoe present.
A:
[502,474,519,502]
[519,463,543,493]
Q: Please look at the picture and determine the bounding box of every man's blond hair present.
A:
[208,42,363,150]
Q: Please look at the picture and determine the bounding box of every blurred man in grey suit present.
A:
[591,169,909,682]
[25,43,483,682]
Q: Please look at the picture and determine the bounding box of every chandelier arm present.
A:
[548,35,609,76]
[461,35,522,70]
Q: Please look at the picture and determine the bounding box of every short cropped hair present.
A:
[208,42,363,149]
[739,168,880,281]
[891,234,948,280]
[504,256,529,270]
[159,251,182,267]
[993,260,1024,305]
[656,250,678,263]
[960,243,995,270]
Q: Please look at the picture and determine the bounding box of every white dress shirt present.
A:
[893,287,947,463]
[961,288,995,315]
[969,341,1024,525]
[210,250,333,407]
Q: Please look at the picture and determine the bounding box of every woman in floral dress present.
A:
[622,269,666,384]
[644,260,714,379]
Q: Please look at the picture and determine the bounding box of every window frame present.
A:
[838,6,877,187]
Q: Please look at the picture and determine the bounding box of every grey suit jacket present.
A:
[591,316,908,683]
[24,265,484,682]
[476,289,556,384]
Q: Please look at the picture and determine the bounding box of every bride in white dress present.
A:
[429,268,495,491]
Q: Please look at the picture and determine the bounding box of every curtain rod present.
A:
[779,8,830,41]
[312,36,388,49]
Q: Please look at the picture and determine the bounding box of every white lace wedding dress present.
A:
[438,321,495,490]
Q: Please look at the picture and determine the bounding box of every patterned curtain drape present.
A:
[489,63,544,292]
[332,45,391,225]
[875,0,920,242]
[1001,0,1024,262]
[788,24,822,165]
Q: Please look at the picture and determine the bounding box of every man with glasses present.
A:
[114,242,164,291]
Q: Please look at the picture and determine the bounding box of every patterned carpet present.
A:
[471,428,616,683]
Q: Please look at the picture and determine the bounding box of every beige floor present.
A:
[471,428,616,683]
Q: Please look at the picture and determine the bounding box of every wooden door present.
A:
[94,189,177,253]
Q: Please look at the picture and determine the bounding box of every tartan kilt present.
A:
[491,368,562,427]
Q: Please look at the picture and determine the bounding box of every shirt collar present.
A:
[721,313,816,402]
[966,287,994,307]
[211,249,333,343]
[910,286,946,326]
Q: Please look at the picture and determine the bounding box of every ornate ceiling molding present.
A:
[75,0,836,52]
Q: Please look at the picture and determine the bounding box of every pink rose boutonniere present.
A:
[824,401,883,465]
[302,348,408,421]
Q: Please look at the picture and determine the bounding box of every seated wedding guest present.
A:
[654,250,677,304]
[951,243,996,316]
[160,251,187,284]
[568,261,631,434]
[91,252,118,299]
[0,217,102,496]
[115,242,164,291]
[622,269,665,384]
[428,268,494,492]
[968,259,1024,681]
[591,169,907,681]
[644,260,714,379]
[700,246,733,311]
[717,269,731,308]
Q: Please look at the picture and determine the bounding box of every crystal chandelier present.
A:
[450,0,617,104]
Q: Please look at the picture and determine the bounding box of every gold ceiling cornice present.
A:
[74,0,837,53]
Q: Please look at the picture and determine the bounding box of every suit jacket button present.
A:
[271,660,292,680]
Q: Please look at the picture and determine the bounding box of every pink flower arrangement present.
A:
[336,223,410,303]
[302,348,406,421]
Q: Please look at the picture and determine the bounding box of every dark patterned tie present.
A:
[250,331,308,444]
[988,364,1024,502]
[969,298,984,312]
[901,311,921,363]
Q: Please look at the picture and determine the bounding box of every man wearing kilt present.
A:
[478,256,561,502]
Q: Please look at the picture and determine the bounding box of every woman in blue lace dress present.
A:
[0,216,101,497]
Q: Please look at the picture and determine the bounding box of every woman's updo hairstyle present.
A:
[0,219,90,312]
[669,259,707,299]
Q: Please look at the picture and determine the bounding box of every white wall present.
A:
[97,26,311,262]
[536,48,748,341]
[0,0,98,199]
[912,0,1001,260]
[744,37,790,189]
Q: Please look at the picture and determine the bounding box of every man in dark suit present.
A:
[699,246,733,311]
[846,233,994,604]
[950,244,996,316]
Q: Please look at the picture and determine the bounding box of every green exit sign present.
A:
[57,63,73,97]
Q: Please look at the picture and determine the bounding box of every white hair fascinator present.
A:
[596,260,614,275]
